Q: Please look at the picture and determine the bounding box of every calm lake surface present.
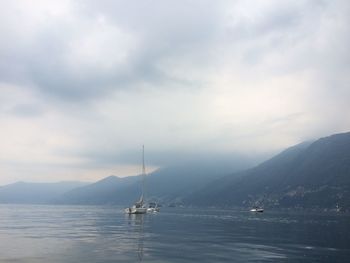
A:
[0,205,349,262]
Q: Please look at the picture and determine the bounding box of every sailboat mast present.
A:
[142,145,145,176]
[141,145,146,201]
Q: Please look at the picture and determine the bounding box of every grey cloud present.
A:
[223,0,350,72]
[10,104,44,118]
[262,113,305,126]
[0,0,349,184]
[64,146,263,172]
[0,0,223,103]
[226,6,300,41]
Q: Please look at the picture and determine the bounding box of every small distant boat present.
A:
[147,202,160,213]
[250,207,264,213]
[336,204,341,213]
[125,146,147,215]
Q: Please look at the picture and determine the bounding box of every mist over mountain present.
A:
[187,132,350,210]
[1,132,349,210]
[56,175,140,205]
[0,155,255,205]
[57,157,254,205]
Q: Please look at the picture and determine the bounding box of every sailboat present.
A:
[124,146,147,214]
[147,202,160,213]
[250,198,264,213]
[250,207,264,213]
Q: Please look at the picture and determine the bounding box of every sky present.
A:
[0,0,349,184]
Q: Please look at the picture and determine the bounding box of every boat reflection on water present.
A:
[125,213,146,262]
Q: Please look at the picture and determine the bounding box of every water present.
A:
[0,205,349,262]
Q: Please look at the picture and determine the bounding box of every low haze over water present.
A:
[0,205,349,262]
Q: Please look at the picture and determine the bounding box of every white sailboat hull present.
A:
[250,208,264,213]
[125,207,147,214]
[147,207,160,213]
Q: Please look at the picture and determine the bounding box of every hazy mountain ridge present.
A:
[1,132,349,210]
[0,158,253,205]
[55,158,253,205]
[55,175,141,205]
[187,132,350,210]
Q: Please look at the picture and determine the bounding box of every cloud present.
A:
[0,0,349,184]
[0,0,223,102]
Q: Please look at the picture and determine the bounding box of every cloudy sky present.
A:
[0,0,349,184]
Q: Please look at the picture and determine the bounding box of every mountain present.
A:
[6,132,348,209]
[141,159,252,203]
[0,181,88,204]
[187,132,350,210]
[56,175,140,205]
[56,158,254,205]
[0,155,255,205]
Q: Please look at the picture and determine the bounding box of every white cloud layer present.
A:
[0,0,349,184]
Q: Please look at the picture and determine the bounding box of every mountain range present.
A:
[56,157,253,205]
[0,132,349,210]
[187,132,350,210]
[0,157,252,205]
